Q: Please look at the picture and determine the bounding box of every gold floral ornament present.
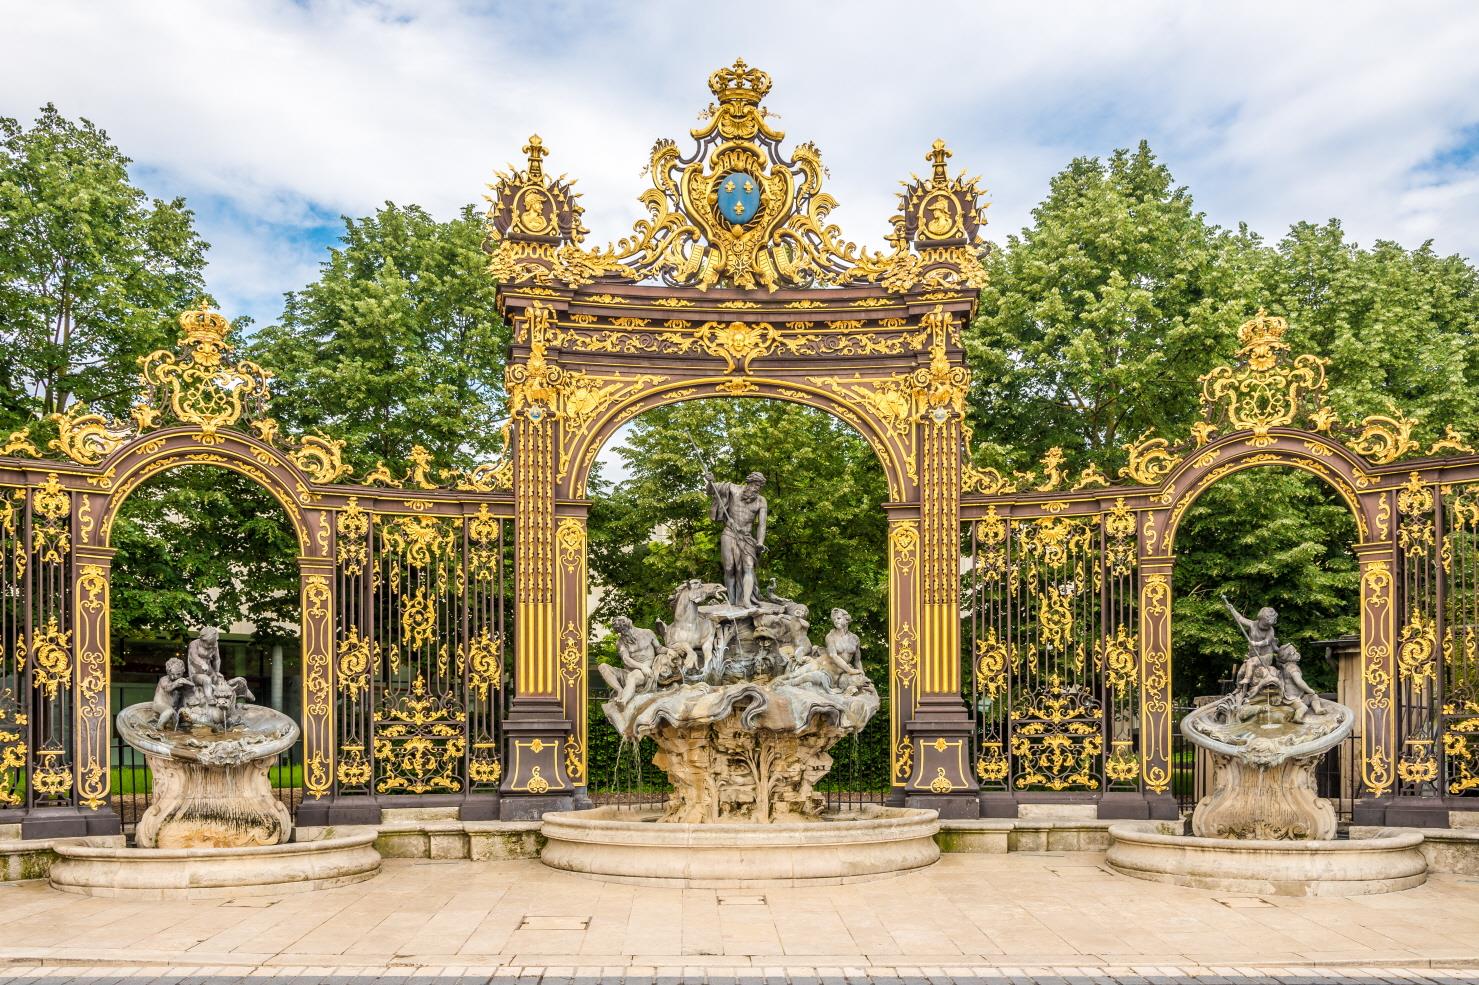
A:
[18,616,72,699]
[485,135,632,288]
[137,303,272,436]
[851,139,990,293]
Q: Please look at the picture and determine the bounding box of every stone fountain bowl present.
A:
[1180,695,1356,766]
[540,804,940,887]
[116,702,302,849]
[117,702,300,765]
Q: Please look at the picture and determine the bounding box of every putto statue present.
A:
[601,468,879,823]
[149,627,257,731]
[1179,597,1355,840]
[117,626,299,848]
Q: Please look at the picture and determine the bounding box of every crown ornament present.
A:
[1236,309,1290,370]
[708,58,773,106]
[177,301,232,366]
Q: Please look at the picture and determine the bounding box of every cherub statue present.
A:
[1276,643,1325,723]
[1222,596,1280,690]
[151,657,194,729]
[598,616,671,705]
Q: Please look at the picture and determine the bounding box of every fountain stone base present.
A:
[542,805,940,887]
[139,751,292,849]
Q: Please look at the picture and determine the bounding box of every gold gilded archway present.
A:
[490,58,992,815]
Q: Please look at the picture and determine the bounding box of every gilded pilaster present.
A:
[1137,559,1173,795]
[299,563,334,801]
[555,512,588,787]
[1357,543,1397,796]
[71,550,111,813]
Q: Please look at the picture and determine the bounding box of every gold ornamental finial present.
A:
[707,57,773,106]
[1235,308,1289,368]
[523,135,547,179]
[927,139,953,185]
[177,301,231,365]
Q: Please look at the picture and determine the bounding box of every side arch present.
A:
[97,428,313,552]
[562,377,911,503]
[1157,431,1377,553]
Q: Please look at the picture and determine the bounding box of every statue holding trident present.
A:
[687,438,768,608]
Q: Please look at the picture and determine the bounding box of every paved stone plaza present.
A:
[2,854,1478,979]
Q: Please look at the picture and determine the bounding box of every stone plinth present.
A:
[48,829,381,898]
[540,805,939,887]
[1106,824,1427,896]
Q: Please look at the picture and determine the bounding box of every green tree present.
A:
[0,104,207,431]
[248,203,507,474]
[1245,220,1479,442]
[966,141,1256,472]
[1170,469,1358,700]
[109,466,300,649]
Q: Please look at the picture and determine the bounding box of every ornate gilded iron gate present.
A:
[963,311,1479,822]
[2,63,1479,835]
[965,503,1139,800]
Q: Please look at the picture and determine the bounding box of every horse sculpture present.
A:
[657,579,726,678]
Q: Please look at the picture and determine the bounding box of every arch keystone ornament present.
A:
[487,59,988,816]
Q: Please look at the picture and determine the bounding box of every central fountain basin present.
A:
[541,805,940,887]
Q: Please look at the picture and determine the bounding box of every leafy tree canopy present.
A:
[110,465,300,650]
[0,104,207,431]
[247,203,507,475]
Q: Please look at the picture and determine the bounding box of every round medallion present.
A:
[715,171,762,225]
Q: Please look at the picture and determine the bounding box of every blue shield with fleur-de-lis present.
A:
[714,171,762,225]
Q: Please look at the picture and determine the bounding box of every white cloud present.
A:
[3,0,1478,325]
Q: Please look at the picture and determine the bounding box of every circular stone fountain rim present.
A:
[51,829,377,861]
[1107,823,1423,853]
[1179,699,1355,761]
[116,701,300,762]
[544,805,938,844]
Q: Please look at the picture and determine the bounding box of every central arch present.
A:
[567,377,908,503]
[495,285,984,814]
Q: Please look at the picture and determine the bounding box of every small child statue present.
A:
[1276,642,1325,723]
[151,657,194,729]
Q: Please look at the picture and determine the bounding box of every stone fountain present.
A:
[1106,599,1426,896]
[541,469,939,886]
[48,627,381,898]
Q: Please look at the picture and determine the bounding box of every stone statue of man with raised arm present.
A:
[707,470,768,608]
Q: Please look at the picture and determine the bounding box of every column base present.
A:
[20,807,121,840]
[1099,791,1180,821]
[1353,796,1452,828]
[499,793,574,821]
[501,696,574,816]
[295,796,383,827]
[903,695,979,800]
[904,793,979,819]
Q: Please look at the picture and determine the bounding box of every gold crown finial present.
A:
[927,139,953,184]
[177,302,232,364]
[523,135,547,179]
[708,58,773,106]
[1236,308,1288,351]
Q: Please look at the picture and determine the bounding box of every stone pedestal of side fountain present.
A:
[542,588,939,886]
[1108,681,1426,896]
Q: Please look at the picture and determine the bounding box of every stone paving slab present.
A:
[1,854,1478,976]
[0,968,1477,983]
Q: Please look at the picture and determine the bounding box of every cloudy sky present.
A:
[4,1,1479,328]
